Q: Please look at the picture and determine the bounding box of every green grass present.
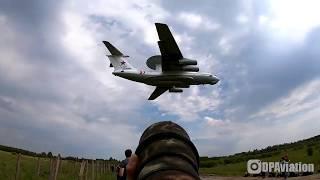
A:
[1,135,319,178]
[199,136,320,176]
[0,150,116,180]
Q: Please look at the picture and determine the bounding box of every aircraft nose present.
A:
[211,76,219,84]
[112,72,120,76]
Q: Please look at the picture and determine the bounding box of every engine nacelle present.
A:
[176,84,190,88]
[181,65,199,72]
[179,58,197,65]
[169,88,183,93]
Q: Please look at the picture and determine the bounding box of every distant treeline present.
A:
[0,144,118,162]
[200,134,320,168]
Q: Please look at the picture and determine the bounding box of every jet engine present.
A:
[179,58,197,65]
[181,65,199,72]
[176,84,190,88]
[169,88,183,93]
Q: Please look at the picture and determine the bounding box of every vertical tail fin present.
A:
[103,41,123,56]
[103,41,136,72]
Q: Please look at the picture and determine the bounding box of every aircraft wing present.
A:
[155,23,183,72]
[148,87,169,100]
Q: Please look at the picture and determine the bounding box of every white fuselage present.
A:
[113,70,219,88]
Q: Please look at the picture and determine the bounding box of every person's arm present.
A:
[117,162,125,177]
[119,167,125,177]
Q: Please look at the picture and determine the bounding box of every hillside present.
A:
[199,135,320,176]
[0,135,319,178]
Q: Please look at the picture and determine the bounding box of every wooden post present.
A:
[96,161,99,178]
[106,162,108,172]
[53,154,61,180]
[78,160,86,180]
[103,161,105,174]
[73,160,77,177]
[91,160,95,180]
[74,157,77,170]
[36,157,41,176]
[105,162,107,172]
[48,158,54,180]
[59,158,62,173]
[85,160,88,180]
[101,161,103,175]
[15,153,21,180]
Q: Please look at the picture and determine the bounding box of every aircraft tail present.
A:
[103,41,136,71]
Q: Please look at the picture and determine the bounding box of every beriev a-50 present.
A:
[103,23,219,100]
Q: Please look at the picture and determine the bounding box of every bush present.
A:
[47,152,53,158]
[200,161,217,168]
[307,147,313,156]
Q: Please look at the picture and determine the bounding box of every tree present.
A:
[40,152,46,157]
[47,152,53,158]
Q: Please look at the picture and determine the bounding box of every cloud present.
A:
[266,0,320,42]
[153,87,221,122]
[0,0,158,159]
[236,14,249,24]
[252,78,320,119]
[193,78,320,156]
[178,12,220,31]
[205,116,230,127]
[1,0,320,159]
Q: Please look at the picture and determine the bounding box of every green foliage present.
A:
[199,135,320,176]
[307,147,313,156]
[47,152,53,158]
[1,135,319,177]
[0,150,117,179]
[0,145,38,157]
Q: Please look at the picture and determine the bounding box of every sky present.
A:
[0,0,320,159]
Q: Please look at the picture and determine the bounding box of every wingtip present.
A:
[102,41,124,56]
[155,23,167,27]
[148,96,155,100]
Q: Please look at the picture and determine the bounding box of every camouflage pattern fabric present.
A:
[135,121,200,180]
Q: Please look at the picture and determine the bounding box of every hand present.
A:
[126,154,139,180]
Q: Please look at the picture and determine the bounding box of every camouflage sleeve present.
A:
[135,121,200,180]
[120,159,128,168]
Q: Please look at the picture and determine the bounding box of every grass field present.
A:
[0,150,116,180]
[1,135,319,179]
[199,136,320,176]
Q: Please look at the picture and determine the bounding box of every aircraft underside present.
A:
[103,23,219,100]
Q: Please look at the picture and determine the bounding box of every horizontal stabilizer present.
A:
[103,41,123,56]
